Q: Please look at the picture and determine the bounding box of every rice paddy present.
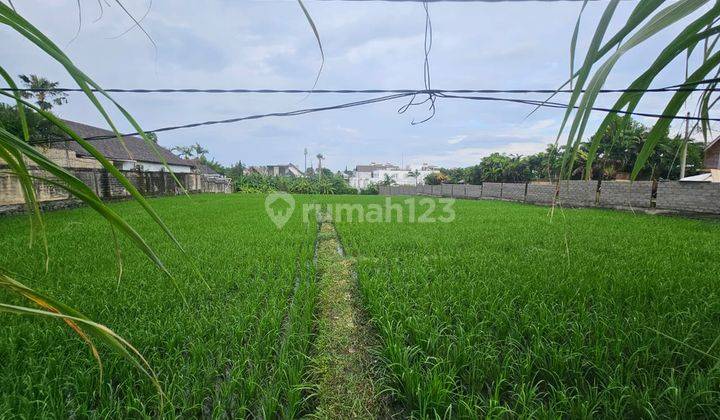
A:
[1,193,720,417]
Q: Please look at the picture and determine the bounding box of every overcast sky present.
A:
[0,0,707,170]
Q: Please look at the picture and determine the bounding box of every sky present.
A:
[0,0,710,171]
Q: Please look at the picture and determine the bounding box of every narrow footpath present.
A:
[310,212,389,419]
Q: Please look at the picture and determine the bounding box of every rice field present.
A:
[0,194,318,418]
[1,194,720,418]
[330,195,720,418]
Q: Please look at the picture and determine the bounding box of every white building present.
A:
[348,162,438,190]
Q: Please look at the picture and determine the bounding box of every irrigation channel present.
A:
[310,210,392,418]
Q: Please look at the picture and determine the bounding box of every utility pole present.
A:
[304,148,308,175]
[680,111,690,179]
[316,153,324,180]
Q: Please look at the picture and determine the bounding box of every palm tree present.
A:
[192,142,209,158]
[171,145,194,159]
[18,74,68,111]
[407,169,421,186]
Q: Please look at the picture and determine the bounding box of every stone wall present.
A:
[656,181,720,214]
[1,166,232,214]
[381,180,720,215]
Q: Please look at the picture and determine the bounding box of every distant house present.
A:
[246,163,304,177]
[348,162,437,189]
[705,136,720,170]
[680,137,720,182]
[61,120,195,173]
[185,158,230,181]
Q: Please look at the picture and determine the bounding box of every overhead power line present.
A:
[1,85,715,95]
[28,91,720,146]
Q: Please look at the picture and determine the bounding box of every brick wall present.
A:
[598,181,653,208]
[526,183,556,204]
[482,182,502,198]
[451,184,467,198]
[441,184,453,197]
[466,184,482,198]
[501,183,526,202]
[558,180,597,206]
[377,180,720,215]
[656,181,720,214]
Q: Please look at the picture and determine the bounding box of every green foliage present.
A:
[434,117,704,184]
[359,184,379,195]
[234,172,356,195]
[424,171,448,185]
[17,74,68,111]
[0,103,64,144]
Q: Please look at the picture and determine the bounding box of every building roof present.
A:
[680,170,720,182]
[61,120,191,167]
[355,164,399,172]
[707,135,720,151]
[186,158,220,175]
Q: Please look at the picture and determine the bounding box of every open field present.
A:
[328,195,720,418]
[0,194,318,418]
[1,194,720,417]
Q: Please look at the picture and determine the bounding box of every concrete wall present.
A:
[482,182,502,198]
[656,181,720,214]
[451,184,467,198]
[558,180,597,207]
[599,181,653,208]
[441,184,453,197]
[1,166,232,214]
[466,184,482,198]
[379,180,720,215]
[501,183,526,202]
[526,183,557,204]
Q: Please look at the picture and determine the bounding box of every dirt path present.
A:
[310,212,390,419]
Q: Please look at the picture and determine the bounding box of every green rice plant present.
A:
[0,194,320,416]
[330,196,720,417]
[0,2,195,398]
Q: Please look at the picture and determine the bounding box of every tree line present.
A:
[426,116,706,185]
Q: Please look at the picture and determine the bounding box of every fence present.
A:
[1,166,232,214]
[380,180,720,215]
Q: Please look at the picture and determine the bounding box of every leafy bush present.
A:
[234,173,356,195]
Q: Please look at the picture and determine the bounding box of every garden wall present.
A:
[599,181,653,208]
[381,180,720,215]
[482,182,502,198]
[656,181,720,214]
[0,166,232,214]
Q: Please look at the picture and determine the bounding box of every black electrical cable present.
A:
[28,90,720,145]
[0,86,714,94]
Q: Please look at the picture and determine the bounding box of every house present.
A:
[1,119,232,210]
[679,137,720,182]
[61,120,195,173]
[348,162,437,189]
[246,163,304,177]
